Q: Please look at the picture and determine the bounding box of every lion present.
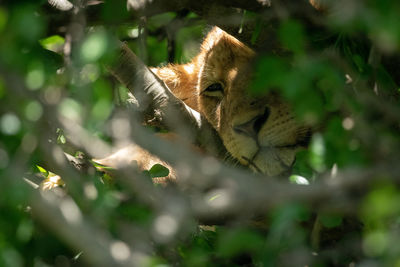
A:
[97,27,311,179]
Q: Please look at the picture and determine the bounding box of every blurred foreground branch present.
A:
[60,109,400,225]
[108,42,227,158]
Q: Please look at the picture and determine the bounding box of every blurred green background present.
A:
[0,0,400,266]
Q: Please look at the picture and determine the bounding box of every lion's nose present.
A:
[233,107,270,138]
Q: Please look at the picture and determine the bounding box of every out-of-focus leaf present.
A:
[16,219,33,243]
[309,133,326,172]
[39,35,65,53]
[102,0,130,23]
[278,20,305,54]
[319,214,343,228]
[361,184,400,228]
[80,31,109,63]
[363,230,388,257]
[0,7,8,32]
[291,150,314,179]
[58,98,83,123]
[176,25,203,63]
[148,164,170,178]
[12,5,44,44]
[217,228,264,258]
[0,113,21,136]
[36,165,49,177]
[180,229,216,266]
[251,17,262,45]
[25,61,45,90]
[91,161,115,171]
[25,101,43,122]
[147,36,168,66]
[56,128,66,145]
[289,175,309,185]
[251,56,288,94]
[117,203,153,224]
[148,12,175,29]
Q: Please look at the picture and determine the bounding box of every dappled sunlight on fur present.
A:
[101,27,310,178]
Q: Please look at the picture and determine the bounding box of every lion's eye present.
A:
[202,83,224,98]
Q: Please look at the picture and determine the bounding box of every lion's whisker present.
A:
[241,156,263,173]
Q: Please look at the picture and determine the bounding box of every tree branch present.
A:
[107,42,227,158]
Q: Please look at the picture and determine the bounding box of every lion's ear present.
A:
[152,62,199,111]
[151,28,225,107]
[200,27,226,52]
[151,27,251,112]
[199,27,254,61]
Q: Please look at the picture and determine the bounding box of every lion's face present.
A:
[196,28,310,176]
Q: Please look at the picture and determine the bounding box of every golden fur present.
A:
[98,27,310,179]
[153,27,309,176]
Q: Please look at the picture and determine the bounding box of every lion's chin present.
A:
[226,136,302,177]
[245,147,298,177]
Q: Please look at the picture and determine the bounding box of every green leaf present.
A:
[56,128,66,144]
[363,230,388,257]
[309,133,326,172]
[250,56,289,94]
[251,17,262,45]
[278,20,305,54]
[148,164,170,178]
[80,31,109,63]
[361,184,400,226]
[90,160,115,171]
[36,165,49,177]
[39,35,65,53]
[0,7,8,33]
[13,5,44,44]
[289,175,309,185]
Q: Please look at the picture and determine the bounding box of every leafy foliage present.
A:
[0,1,399,266]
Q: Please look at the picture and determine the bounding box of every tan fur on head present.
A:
[99,27,310,178]
[154,27,310,177]
[151,63,200,111]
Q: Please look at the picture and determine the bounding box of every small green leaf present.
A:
[289,175,309,185]
[91,160,115,171]
[148,164,169,178]
[101,173,114,185]
[55,128,66,145]
[39,35,65,53]
[36,165,49,177]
